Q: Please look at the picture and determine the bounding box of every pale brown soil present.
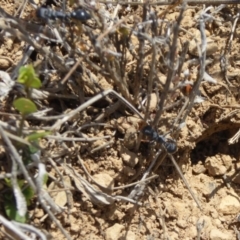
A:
[0,1,240,240]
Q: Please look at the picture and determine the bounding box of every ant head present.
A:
[142,125,158,141]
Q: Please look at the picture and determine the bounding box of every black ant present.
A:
[142,125,177,154]
[36,8,91,22]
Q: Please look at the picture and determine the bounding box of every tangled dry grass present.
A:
[0,1,240,239]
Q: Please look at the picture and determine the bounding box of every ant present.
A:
[142,125,177,154]
[36,8,91,22]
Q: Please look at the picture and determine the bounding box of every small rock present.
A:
[108,209,125,221]
[105,223,124,240]
[70,223,80,233]
[0,59,11,69]
[218,195,240,215]
[189,35,218,57]
[192,162,206,174]
[121,146,139,167]
[124,231,136,240]
[209,228,232,240]
[187,225,197,239]
[54,176,72,207]
[202,182,217,198]
[123,127,138,150]
[177,219,187,228]
[93,173,114,188]
[5,39,13,50]
[205,154,232,176]
[35,209,44,218]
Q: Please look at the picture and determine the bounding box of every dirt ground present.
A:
[0,0,240,240]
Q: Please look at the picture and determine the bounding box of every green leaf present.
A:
[22,186,35,206]
[42,173,48,186]
[4,178,12,188]
[4,197,27,223]
[5,179,26,189]
[26,131,51,142]
[119,27,129,37]
[28,144,39,154]
[17,65,41,89]
[13,98,37,115]
[17,179,25,188]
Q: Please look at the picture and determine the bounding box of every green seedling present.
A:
[26,131,51,142]
[4,179,35,223]
[17,65,41,90]
[13,65,41,136]
[13,97,37,116]
[5,65,50,223]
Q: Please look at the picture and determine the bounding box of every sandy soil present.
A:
[0,1,239,240]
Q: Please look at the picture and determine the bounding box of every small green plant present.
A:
[13,65,41,136]
[4,65,50,223]
[17,65,41,90]
[4,179,35,223]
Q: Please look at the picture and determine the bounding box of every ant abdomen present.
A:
[36,8,66,20]
[162,139,177,154]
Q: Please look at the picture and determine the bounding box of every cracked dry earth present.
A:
[0,1,240,240]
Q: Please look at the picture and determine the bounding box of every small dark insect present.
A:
[36,8,91,22]
[142,125,177,154]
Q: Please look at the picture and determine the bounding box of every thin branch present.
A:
[0,215,32,240]
[153,3,186,127]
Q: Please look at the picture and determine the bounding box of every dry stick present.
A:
[109,3,121,28]
[153,3,186,127]
[168,154,202,209]
[48,157,73,214]
[228,128,240,144]
[95,18,132,102]
[152,148,202,210]
[99,0,240,5]
[0,127,72,240]
[113,175,159,190]
[0,215,32,240]
[233,226,240,240]
[221,11,240,86]
[0,17,67,72]
[0,126,37,192]
[78,154,158,190]
[10,142,28,218]
[133,4,148,105]
[3,131,31,146]
[153,11,202,210]
[145,37,157,124]
[128,149,163,200]
[177,41,189,76]
[61,58,82,85]
[50,89,144,131]
[37,197,72,240]
[94,101,122,122]
[47,135,111,142]
[90,140,115,153]
[14,0,28,18]
[78,123,113,130]
[12,221,47,240]
[181,15,206,122]
[148,187,169,239]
